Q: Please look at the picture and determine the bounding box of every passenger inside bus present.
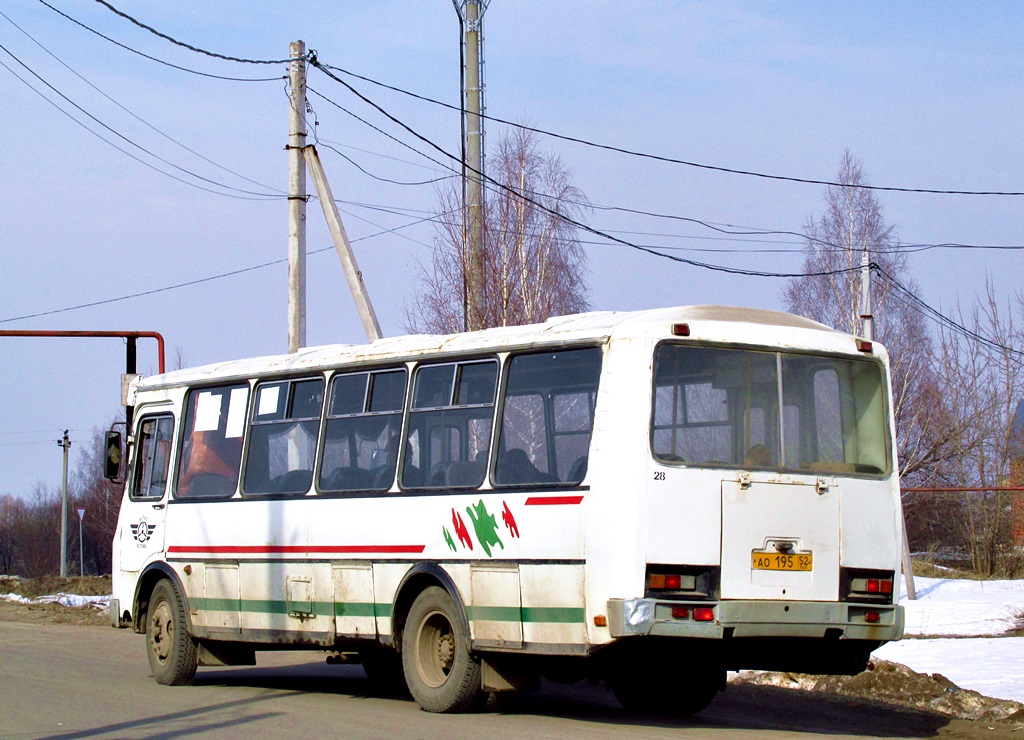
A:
[745,444,772,468]
[178,431,239,497]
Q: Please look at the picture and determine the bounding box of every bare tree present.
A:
[0,494,23,575]
[784,150,940,481]
[409,127,589,333]
[72,422,125,575]
[14,484,63,578]
[922,283,1024,574]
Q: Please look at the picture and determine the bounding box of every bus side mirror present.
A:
[104,430,123,481]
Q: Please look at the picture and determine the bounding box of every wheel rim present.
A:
[148,599,174,666]
[414,608,455,689]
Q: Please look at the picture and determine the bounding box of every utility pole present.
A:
[454,1,489,330]
[860,249,873,343]
[287,40,308,353]
[57,430,71,578]
[862,248,917,601]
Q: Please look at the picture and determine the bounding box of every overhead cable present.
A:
[2,9,284,194]
[873,267,1024,360]
[36,0,282,81]
[307,70,883,280]
[313,62,1024,197]
[0,212,443,324]
[0,42,283,199]
[0,53,277,200]
[91,0,291,65]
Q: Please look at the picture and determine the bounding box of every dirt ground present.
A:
[0,575,110,627]
[3,576,1024,736]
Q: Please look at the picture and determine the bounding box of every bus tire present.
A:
[401,586,481,713]
[146,579,198,686]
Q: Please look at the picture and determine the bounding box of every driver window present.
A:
[130,415,175,500]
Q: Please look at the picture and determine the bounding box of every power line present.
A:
[318,140,454,187]
[91,0,291,65]
[306,71,900,280]
[0,211,440,324]
[313,62,1024,198]
[1,9,285,195]
[534,189,1024,255]
[36,0,283,82]
[873,266,1024,360]
[0,53,278,201]
[0,42,284,200]
[307,86,460,177]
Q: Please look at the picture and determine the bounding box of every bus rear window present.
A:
[651,344,889,476]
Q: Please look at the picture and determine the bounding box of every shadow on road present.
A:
[189,659,958,738]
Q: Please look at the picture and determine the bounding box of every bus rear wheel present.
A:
[146,579,198,686]
[401,586,481,712]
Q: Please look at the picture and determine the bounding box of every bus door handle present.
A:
[152,503,166,510]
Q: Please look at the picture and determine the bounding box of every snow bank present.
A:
[871,575,1024,703]
[900,576,1024,637]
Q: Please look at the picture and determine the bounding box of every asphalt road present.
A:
[0,621,976,739]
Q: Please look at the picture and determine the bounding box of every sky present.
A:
[1,1,1022,497]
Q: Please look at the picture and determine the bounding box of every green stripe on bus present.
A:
[190,599,580,624]
[468,605,585,624]
[190,598,390,618]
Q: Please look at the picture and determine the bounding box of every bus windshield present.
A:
[652,343,890,476]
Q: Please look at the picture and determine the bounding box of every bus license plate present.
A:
[751,551,813,572]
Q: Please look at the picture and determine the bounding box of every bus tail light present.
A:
[671,606,689,619]
[645,566,719,600]
[841,568,896,603]
[693,607,715,622]
[864,610,881,624]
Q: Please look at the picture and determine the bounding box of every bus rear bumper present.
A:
[607,598,904,643]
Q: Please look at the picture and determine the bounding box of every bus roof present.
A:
[137,305,852,391]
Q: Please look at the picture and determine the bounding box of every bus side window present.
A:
[403,360,497,490]
[494,348,602,486]
[319,368,407,493]
[244,378,324,496]
[130,415,175,500]
[176,384,249,498]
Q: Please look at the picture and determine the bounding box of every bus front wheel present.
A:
[146,579,198,686]
[401,586,481,712]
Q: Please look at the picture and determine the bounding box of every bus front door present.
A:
[117,413,174,574]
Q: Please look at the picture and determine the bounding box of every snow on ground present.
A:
[2,592,110,610]
[872,576,1024,704]
[5,576,1024,704]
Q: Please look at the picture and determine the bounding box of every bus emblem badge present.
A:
[130,517,156,545]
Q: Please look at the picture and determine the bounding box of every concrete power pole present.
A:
[862,248,917,601]
[288,40,308,353]
[455,1,489,330]
[57,430,71,578]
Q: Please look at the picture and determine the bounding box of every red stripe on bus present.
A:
[166,544,426,555]
[524,495,584,505]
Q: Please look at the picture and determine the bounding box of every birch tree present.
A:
[409,128,589,333]
[783,150,940,481]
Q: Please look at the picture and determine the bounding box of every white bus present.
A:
[107,305,904,715]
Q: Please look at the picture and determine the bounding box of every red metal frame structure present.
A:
[0,330,166,427]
